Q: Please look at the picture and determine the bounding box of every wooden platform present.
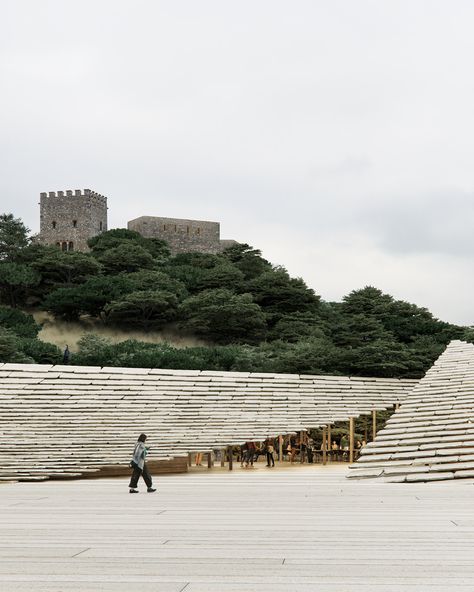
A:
[1,464,474,591]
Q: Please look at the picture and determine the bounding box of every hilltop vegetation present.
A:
[0,212,472,376]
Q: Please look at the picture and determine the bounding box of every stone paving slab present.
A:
[1,464,474,590]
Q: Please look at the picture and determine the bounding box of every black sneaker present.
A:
[129,489,139,494]
[147,488,156,493]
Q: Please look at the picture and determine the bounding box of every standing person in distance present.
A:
[265,438,275,467]
[244,441,256,468]
[63,345,70,364]
[129,433,156,494]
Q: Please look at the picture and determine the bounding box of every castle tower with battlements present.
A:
[39,189,108,252]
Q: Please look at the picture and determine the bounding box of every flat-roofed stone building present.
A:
[39,189,108,252]
[128,215,237,255]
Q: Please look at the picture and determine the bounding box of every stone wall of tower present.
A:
[39,189,108,252]
[128,216,225,255]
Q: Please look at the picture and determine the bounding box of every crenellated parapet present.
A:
[40,189,107,204]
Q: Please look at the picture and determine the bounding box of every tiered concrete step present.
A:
[0,363,417,481]
[348,340,474,482]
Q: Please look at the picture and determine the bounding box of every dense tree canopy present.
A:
[0,213,472,376]
[0,262,40,307]
[88,228,170,261]
[221,243,272,279]
[179,289,268,344]
[247,269,321,326]
[32,248,102,286]
[0,214,30,261]
[126,270,187,301]
[0,306,40,338]
[96,244,155,274]
[104,290,179,328]
[0,327,30,362]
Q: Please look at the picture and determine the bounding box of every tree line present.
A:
[0,212,472,377]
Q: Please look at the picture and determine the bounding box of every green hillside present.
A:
[0,213,472,377]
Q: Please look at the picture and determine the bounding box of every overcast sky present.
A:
[2,1,474,325]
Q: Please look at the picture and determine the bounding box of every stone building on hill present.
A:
[127,216,237,255]
[39,189,108,252]
[38,189,236,255]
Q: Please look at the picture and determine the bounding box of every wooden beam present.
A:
[322,427,327,466]
[207,452,212,469]
[349,417,354,464]
[220,449,225,467]
[188,453,192,467]
[300,431,305,464]
[327,424,331,462]
[372,409,377,441]
[227,446,233,471]
[279,435,283,463]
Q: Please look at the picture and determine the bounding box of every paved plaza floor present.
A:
[1,463,474,591]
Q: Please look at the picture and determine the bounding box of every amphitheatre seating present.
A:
[0,362,416,481]
[348,340,474,482]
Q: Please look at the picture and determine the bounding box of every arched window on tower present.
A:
[99,221,103,231]
[72,220,77,228]
[52,221,56,229]
[68,241,74,251]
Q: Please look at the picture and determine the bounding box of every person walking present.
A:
[129,433,156,493]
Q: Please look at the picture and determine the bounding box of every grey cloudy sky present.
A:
[2,1,474,325]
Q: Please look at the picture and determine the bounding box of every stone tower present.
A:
[39,189,108,252]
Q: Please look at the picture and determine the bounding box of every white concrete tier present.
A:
[349,340,474,482]
[0,363,416,480]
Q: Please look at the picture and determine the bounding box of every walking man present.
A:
[129,433,156,493]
